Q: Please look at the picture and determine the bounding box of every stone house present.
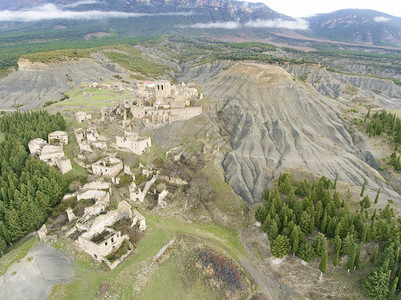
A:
[92,157,123,178]
[28,138,47,156]
[116,132,151,156]
[77,229,128,265]
[48,131,68,145]
[38,145,65,166]
[75,111,92,123]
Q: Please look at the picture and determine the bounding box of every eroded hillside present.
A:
[173,63,399,203]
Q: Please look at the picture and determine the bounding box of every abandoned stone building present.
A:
[28,138,47,156]
[56,156,73,174]
[48,130,68,145]
[92,157,123,178]
[75,111,92,123]
[155,80,171,100]
[75,126,106,152]
[28,138,72,174]
[116,131,151,156]
[101,106,114,122]
[72,201,145,269]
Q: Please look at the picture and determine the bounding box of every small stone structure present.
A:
[92,157,123,178]
[129,175,157,203]
[37,224,47,241]
[56,156,73,174]
[48,131,68,145]
[66,208,77,222]
[75,111,92,123]
[38,145,65,165]
[28,138,47,156]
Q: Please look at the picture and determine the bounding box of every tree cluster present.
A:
[0,111,67,254]
[255,172,401,298]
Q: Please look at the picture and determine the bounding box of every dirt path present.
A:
[239,230,303,300]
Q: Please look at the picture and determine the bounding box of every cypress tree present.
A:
[360,179,367,197]
[319,251,328,278]
[355,244,362,269]
[347,243,356,272]
[375,188,380,204]
[371,245,379,264]
[390,278,399,300]
[333,248,340,267]
[334,173,338,190]
[0,236,6,255]
[267,219,278,241]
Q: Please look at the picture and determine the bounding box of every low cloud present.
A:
[374,16,391,23]
[0,4,192,22]
[245,18,309,30]
[185,21,240,29]
[62,1,100,8]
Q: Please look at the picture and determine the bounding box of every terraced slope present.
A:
[200,63,397,203]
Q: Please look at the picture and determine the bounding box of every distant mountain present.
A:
[307,9,401,47]
[0,0,288,22]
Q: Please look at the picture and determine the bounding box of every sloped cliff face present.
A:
[200,63,397,203]
[284,65,401,109]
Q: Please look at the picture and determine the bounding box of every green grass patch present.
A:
[49,213,245,299]
[21,49,91,64]
[104,46,170,78]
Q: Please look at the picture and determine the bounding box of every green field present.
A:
[49,214,245,299]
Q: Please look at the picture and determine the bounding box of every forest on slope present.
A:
[0,111,67,253]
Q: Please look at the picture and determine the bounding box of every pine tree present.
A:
[267,219,279,241]
[333,248,340,267]
[375,188,380,204]
[298,242,316,263]
[355,244,362,269]
[334,173,338,190]
[255,205,267,223]
[270,235,290,258]
[347,243,356,272]
[0,236,6,255]
[389,278,398,300]
[290,226,300,255]
[319,250,328,278]
[360,195,371,210]
[361,179,367,197]
[363,261,391,299]
[371,245,379,264]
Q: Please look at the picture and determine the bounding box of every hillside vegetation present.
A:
[0,111,67,253]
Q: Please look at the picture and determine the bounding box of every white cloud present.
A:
[374,16,391,22]
[0,4,192,22]
[62,1,100,8]
[185,21,240,29]
[245,18,309,30]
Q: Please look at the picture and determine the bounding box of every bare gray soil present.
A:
[0,244,74,300]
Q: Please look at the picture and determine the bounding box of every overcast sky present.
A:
[248,0,401,18]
